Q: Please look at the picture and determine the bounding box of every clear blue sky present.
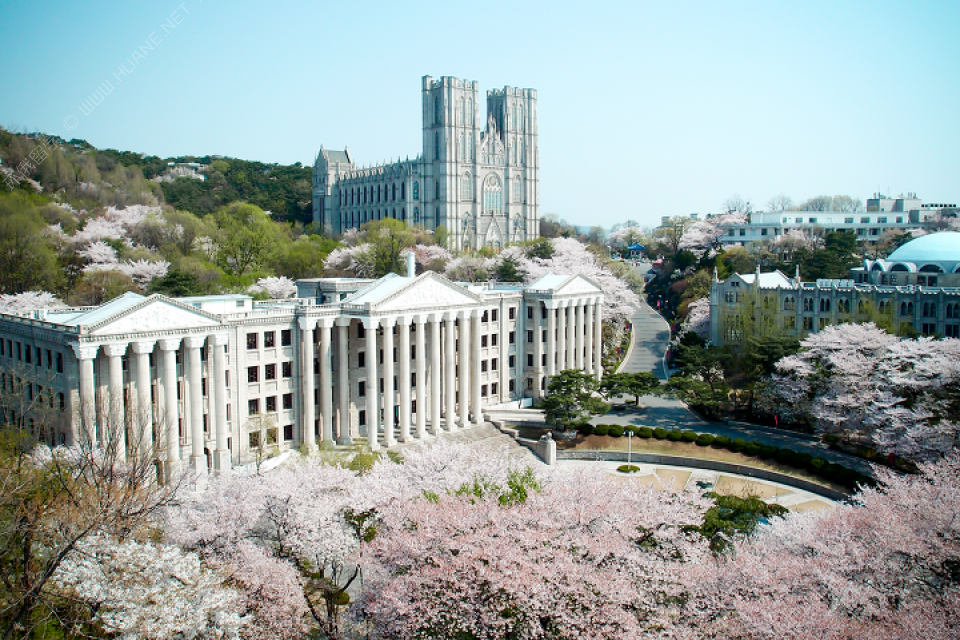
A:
[1,0,957,229]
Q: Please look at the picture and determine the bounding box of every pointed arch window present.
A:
[413,207,420,223]
[461,172,473,201]
[434,132,440,160]
[483,174,503,216]
[413,181,419,200]
[434,96,441,125]
[512,177,521,202]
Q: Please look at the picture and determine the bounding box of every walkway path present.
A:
[604,287,873,475]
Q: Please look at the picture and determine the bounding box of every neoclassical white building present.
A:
[312,75,540,251]
[0,268,602,473]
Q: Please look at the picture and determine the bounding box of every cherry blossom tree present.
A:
[706,451,960,639]
[400,244,452,273]
[77,239,119,269]
[768,322,960,460]
[678,297,711,342]
[679,212,747,258]
[357,468,712,640]
[250,276,298,299]
[51,534,244,639]
[0,291,65,313]
[607,226,647,250]
[119,259,170,288]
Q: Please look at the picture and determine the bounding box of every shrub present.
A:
[775,449,799,466]
[637,427,653,439]
[744,443,761,457]
[623,425,638,437]
[617,464,641,473]
[666,429,683,442]
[578,423,594,436]
[730,438,747,453]
[758,444,779,459]
[608,425,625,438]
[653,427,668,440]
[793,452,813,469]
[695,433,715,447]
[808,457,827,473]
[712,435,731,449]
[593,424,610,437]
[680,430,698,443]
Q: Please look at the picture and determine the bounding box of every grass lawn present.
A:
[517,426,847,493]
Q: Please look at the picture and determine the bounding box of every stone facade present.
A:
[312,75,539,251]
[0,272,601,473]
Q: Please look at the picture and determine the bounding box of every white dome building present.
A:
[858,232,960,287]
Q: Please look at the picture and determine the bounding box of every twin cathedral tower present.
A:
[312,75,540,251]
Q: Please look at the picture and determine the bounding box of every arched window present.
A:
[461,172,473,201]
[413,207,420,223]
[401,182,406,199]
[413,181,419,200]
[434,96,441,124]
[401,207,406,221]
[434,132,440,160]
[512,177,521,202]
[435,181,440,200]
[392,184,397,201]
[458,96,464,125]
[858,300,866,314]
[517,103,524,130]
[483,174,502,216]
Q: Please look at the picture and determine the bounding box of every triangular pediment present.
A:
[554,274,603,296]
[88,296,222,335]
[375,273,483,312]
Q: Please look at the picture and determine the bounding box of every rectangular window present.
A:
[357,324,365,338]
[264,331,275,348]
[248,398,260,415]
[358,352,365,367]
[481,335,488,347]
[284,424,293,440]
[509,379,516,392]
[358,381,366,397]
[481,384,487,397]
[808,217,817,223]
[359,410,366,426]
[861,216,870,223]
[25,347,31,364]
[491,334,498,346]
[46,349,52,368]
[265,364,277,380]
[491,309,498,322]
[283,393,293,409]
[281,329,292,346]
[481,360,488,373]
[492,358,498,370]
[527,306,533,319]
[896,216,903,223]
[482,310,489,322]
[509,355,515,368]
[491,382,498,395]
[282,361,292,378]
[249,431,261,449]
[527,354,534,367]
[509,331,515,344]
[246,333,258,350]
[266,396,277,412]
[795,217,803,223]
[527,330,533,343]
[845,217,854,223]
[509,307,515,320]
[247,366,259,383]
[878,217,887,224]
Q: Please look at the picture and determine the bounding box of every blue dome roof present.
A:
[887,232,960,265]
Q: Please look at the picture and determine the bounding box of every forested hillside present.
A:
[0,127,313,222]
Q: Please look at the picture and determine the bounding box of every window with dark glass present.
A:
[247,333,258,350]
[281,329,292,346]
[282,362,292,378]
[283,393,293,409]
[264,331,275,348]
[248,366,259,383]
[265,364,276,380]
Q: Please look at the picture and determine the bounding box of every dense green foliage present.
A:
[696,493,789,553]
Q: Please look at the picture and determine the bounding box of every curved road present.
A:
[605,295,873,475]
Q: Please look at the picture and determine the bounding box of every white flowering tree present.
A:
[250,276,298,299]
[678,297,711,343]
[0,291,65,313]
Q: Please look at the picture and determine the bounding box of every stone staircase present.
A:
[390,422,545,466]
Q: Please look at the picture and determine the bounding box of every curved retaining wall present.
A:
[558,450,850,501]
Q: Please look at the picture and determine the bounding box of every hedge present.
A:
[578,424,594,436]
[680,430,698,443]
[695,433,715,447]
[617,464,641,473]
[608,425,625,438]
[712,435,731,449]
[593,424,610,436]
[666,429,683,442]
[637,427,653,439]
[653,428,668,440]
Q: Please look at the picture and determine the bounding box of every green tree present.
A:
[696,493,788,553]
[147,270,205,297]
[600,372,660,406]
[0,194,62,295]
[212,202,288,278]
[360,219,416,278]
[542,370,609,432]
[275,234,340,280]
[493,254,525,282]
[67,270,138,306]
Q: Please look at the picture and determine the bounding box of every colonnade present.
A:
[538,297,603,393]
[71,333,230,477]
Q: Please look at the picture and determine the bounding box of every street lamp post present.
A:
[627,429,633,466]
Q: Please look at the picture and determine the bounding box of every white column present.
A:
[471,309,482,425]
[443,312,457,431]
[458,309,471,428]
[363,317,380,449]
[184,336,206,474]
[72,344,98,449]
[546,303,557,385]
[430,313,442,435]
[298,317,317,452]
[381,316,396,447]
[131,341,155,457]
[498,303,508,403]
[533,299,544,398]
[336,319,352,445]
[158,338,181,479]
[319,318,334,444]
[211,333,230,472]
[594,298,603,380]
[104,343,128,459]
[557,301,568,373]
[397,316,412,442]
[585,300,595,375]
[566,302,576,370]
[415,315,428,439]
[575,300,585,371]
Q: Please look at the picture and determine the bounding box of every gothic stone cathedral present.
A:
[312,75,540,251]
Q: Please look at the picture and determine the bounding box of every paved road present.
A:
[605,290,873,475]
[618,296,671,379]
